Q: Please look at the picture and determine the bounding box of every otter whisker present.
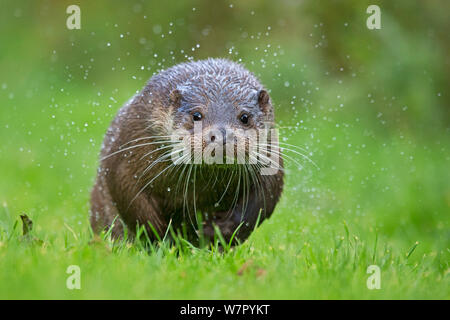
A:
[141,147,186,177]
[246,157,266,213]
[132,146,186,195]
[244,165,252,220]
[225,165,242,222]
[192,165,198,226]
[117,135,174,149]
[268,139,311,153]
[256,148,306,172]
[257,143,318,169]
[183,164,196,233]
[128,160,179,209]
[138,144,178,161]
[174,162,189,210]
[101,140,176,161]
[215,168,236,207]
[252,150,287,171]
[240,165,248,220]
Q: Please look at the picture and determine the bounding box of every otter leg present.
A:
[91,176,168,241]
[202,189,266,244]
[204,171,283,244]
[90,176,124,238]
[118,191,168,241]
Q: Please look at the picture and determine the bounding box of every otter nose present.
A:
[208,128,227,145]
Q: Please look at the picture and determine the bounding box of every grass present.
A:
[0,200,447,299]
[0,78,448,299]
[0,1,448,298]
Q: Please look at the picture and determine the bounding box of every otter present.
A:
[90,58,284,244]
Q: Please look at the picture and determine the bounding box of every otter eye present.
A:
[192,111,203,121]
[240,113,250,124]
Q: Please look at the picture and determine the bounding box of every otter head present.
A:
[167,74,278,168]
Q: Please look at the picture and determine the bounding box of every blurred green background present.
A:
[0,0,448,299]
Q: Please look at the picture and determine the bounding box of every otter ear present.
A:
[257,89,270,113]
[169,89,183,107]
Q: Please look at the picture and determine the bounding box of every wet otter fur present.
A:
[90,58,284,244]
